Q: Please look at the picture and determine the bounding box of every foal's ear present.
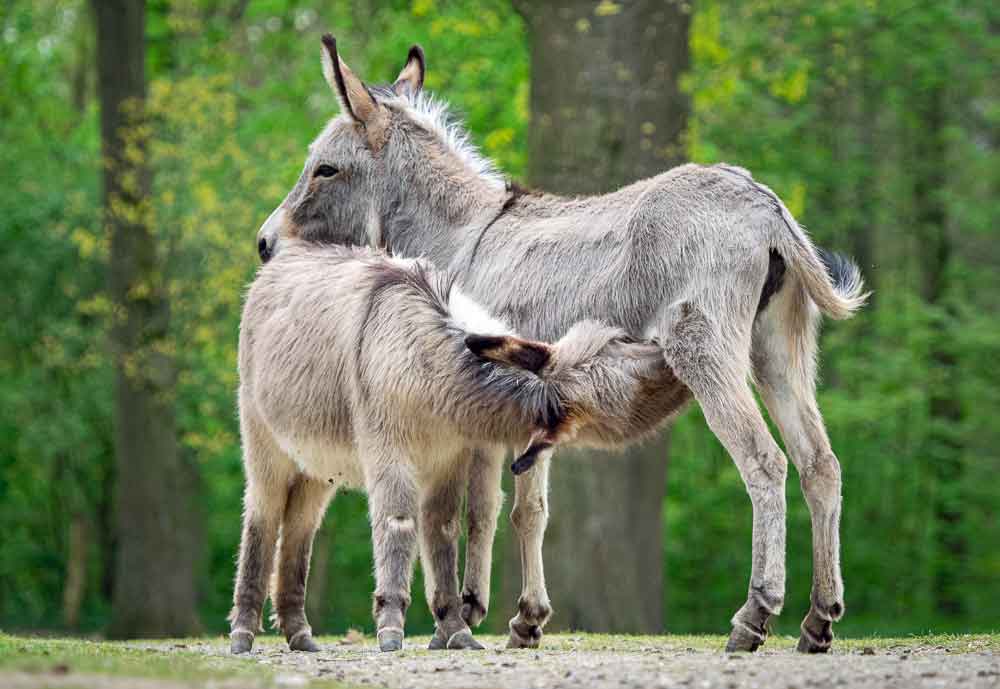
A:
[465,334,553,373]
[393,45,425,97]
[321,34,387,138]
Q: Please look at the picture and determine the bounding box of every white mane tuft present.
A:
[391,90,507,192]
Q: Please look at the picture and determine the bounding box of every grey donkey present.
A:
[255,36,868,653]
[230,240,688,654]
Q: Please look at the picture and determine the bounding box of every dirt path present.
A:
[190,633,999,689]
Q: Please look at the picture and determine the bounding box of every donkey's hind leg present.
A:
[229,412,295,654]
[271,475,334,652]
[662,298,788,653]
[365,450,420,652]
[421,452,484,650]
[753,284,844,653]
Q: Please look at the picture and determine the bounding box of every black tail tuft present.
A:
[817,248,862,295]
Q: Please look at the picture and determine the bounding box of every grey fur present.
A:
[255,41,868,652]
[229,242,686,653]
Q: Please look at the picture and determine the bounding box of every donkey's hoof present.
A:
[798,618,834,653]
[447,630,485,650]
[507,619,542,649]
[288,631,320,652]
[725,625,765,653]
[428,626,447,650]
[230,631,254,655]
[377,627,404,652]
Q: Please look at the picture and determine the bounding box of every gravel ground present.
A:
[188,633,1000,689]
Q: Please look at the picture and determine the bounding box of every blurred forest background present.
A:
[1,0,997,639]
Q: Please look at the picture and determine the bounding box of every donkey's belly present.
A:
[273,433,365,489]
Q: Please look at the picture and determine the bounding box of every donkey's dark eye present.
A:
[314,164,339,178]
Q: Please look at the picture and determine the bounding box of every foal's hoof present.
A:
[507,619,542,649]
[288,630,320,652]
[230,630,254,655]
[377,627,404,652]
[797,619,834,653]
[725,624,765,653]
[447,630,485,650]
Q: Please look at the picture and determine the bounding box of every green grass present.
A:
[0,632,352,687]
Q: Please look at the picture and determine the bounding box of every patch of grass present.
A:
[0,633,353,688]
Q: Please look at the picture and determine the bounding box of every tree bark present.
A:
[92,0,201,638]
[511,0,690,632]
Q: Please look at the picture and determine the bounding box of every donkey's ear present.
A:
[465,334,552,373]
[321,34,384,131]
[393,45,425,97]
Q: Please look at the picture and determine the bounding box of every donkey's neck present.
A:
[383,172,507,266]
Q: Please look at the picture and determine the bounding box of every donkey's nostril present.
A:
[258,237,271,262]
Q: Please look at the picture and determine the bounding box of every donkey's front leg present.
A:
[271,476,334,652]
[367,456,420,652]
[507,449,553,649]
[229,415,293,654]
[460,446,505,629]
[421,461,484,650]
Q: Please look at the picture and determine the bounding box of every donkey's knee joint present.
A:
[509,501,546,533]
[387,515,416,533]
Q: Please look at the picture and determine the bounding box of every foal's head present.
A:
[466,321,680,474]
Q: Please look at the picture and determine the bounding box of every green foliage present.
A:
[1,0,996,638]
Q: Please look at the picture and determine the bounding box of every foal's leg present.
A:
[229,412,294,654]
[754,286,845,652]
[366,454,420,652]
[461,446,505,628]
[422,455,484,650]
[271,475,334,652]
[507,449,553,649]
[663,299,788,653]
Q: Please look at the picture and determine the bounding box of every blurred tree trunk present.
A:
[92,0,201,638]
[510,0,690,632]
[62,512,88,629]
[912,86,965,618]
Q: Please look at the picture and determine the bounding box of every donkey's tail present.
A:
[774,212,869,320]
[736,172,869,319]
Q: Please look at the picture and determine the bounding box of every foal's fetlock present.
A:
[461,589,488,627]
[725,599,774,653]
[725,623,766,653]
[507,596,550,649]
[798,609,835,653]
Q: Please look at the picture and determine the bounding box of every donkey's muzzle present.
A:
[257,206,286,263]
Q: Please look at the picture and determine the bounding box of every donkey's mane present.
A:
[377,86,507,192]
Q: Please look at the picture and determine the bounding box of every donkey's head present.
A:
[467,321,683,474]
[257,35,505,263]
